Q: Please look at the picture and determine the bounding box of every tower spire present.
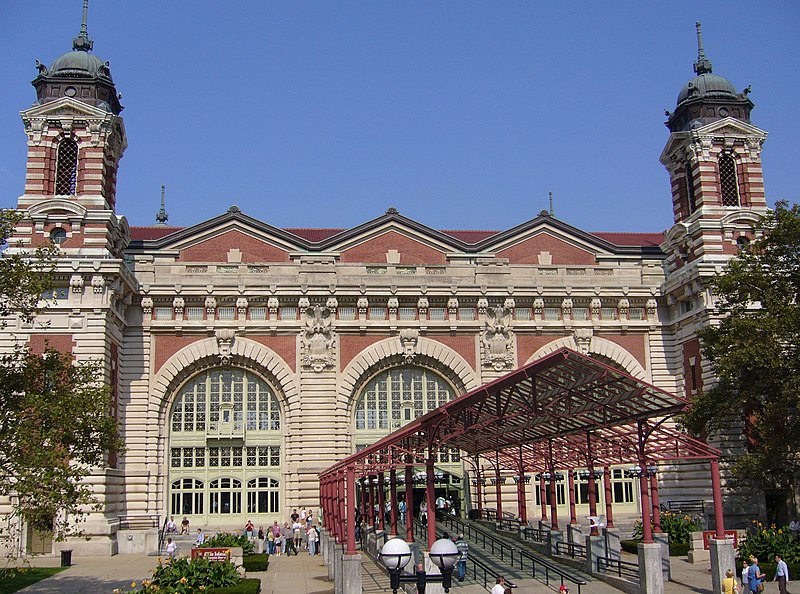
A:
[72,0,94,52]
[693,21,712,75]
[156,185,169,225]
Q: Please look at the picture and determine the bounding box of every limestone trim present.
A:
[150,336,298,421]
[527,336,648,380]
[339,336,479,418]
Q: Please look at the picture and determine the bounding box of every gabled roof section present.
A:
[21,95,113,119]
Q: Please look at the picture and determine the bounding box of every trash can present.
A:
[60,550,72,567]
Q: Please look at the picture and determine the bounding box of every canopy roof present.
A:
[321,347,719,479]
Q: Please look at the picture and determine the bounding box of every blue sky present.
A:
[0,1,797,235]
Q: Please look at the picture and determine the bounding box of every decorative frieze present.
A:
[300,305,336,372]
[399,328,419,363]
[480,305,514,371]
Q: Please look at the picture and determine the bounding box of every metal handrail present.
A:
[520,525,550,545]
[597,556,640,580]
[435,514,586,594]
[555,540,587,558]
[156,516,169,555]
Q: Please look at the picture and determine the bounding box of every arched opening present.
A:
[55,138,78,196]
[168,368,283,524]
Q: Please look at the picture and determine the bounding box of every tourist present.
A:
[293,520,303,550]
[455,534,469,581]
[774,554,790,594]
[245,519,254,539]
[722,569,737,594]
[420,500,428,526]
[166,537,177,559]
[180,517,190,535]
[165,516,177,534]
[195,528,205,547]
[748,557,765,593]
[282,522,294,555]
[398,498,406,523]
[491,576,507,594]
[307,523,319,555]
[267,526,275,554]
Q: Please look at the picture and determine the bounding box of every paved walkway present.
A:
[12,549,720,593]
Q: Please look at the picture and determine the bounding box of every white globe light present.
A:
[379,538,412,571]
[429,537,459,571]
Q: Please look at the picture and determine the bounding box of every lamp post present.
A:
[379,537,459,594]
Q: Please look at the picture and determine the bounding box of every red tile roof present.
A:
[284,228,345,242]
[130,226,184,240]
[440,230,499,243]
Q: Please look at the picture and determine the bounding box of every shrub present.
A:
[204,532,255,556]
[621,540,638,554]
[206,579,262,594]
[113,557,242,593]
[669,542,690,556]
[242,553,268,572]
[737,522,800,565]
[632,511,701,545]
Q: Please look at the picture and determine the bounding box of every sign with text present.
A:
[702,531,738,550]
[191,547,231,562]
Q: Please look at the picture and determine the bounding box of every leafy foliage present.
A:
[631,511,702,544]
[114,557,242,593]
[682,201,800,489]
[0,210,55,325]
[203,533,254,556]
[0,347,124,537]
[737,521,800,564]
[241,553,268,572]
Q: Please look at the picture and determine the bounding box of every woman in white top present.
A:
[166,537,177,558]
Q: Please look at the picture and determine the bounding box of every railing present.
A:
[435,515,586,594]
[555,540,587,558]
[520,525,551,546]
[498,517,523,532]
[597,556,640,580]
[157,517,169,555]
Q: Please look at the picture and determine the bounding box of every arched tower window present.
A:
[719,153,740,206]
[55,138,78,196]
[685,162,697,214]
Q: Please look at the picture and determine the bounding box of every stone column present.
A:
[549,529,564,557]
[637,542,665,594]
[603,527,621,562]
[585,534,604,574]
[341,553,363,594]
[654,532,671,581]
[710,537,736,594]
[334,543,344,594]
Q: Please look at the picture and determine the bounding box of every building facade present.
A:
[2,19,770,555]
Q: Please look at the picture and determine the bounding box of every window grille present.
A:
[429,308,446,321]
[543,308,560,321]
[398,307,416,320]
[186,307,204,320]
[154,307,173,320]
[50,228,67,245]
[55,139,78,195]
[515,308,532,320]
[601,307,617,320]
[369,307,386,320]
[249,307,266,320]
[572,308,589,321]
[629,308,644,320]
[458,308,475,321]
[719,153,740,206]
[338,306,356,320]
[279,307,297,320]
[218,306,235,320]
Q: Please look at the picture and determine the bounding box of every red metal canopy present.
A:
[321,347,719,479]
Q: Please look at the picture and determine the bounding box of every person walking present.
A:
[774,554,790,594]
[722,569,737,594]
[307,523,319,556]
[165,537,177,559]
[748,557,765,593]
[491,577,507,594]
[455,534,469,581]
[282,522,295,555]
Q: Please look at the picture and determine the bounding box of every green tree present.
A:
[0,209,124,540]
[683,201,800,492]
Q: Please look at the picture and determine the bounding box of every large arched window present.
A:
[168,369,282,521]
[354,367,456,433]
[55,138,78,196]
[719,153,740,206]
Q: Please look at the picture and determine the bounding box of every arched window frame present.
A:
[55,138,79,196]
[170,478,204,516]
[718,151,740,207]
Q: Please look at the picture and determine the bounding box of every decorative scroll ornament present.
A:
[216,329,236,365]
[70,274,84,294]
[140,297,153,315]
[399,328,419,363]
[573,328,593,355]
[480,305,515,371]
[91,275,105,294]
[300,305,336,372]
[172,297,185,316]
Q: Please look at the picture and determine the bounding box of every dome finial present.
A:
[72,0,94,52]
[155,185,169,225]
[693,21,712,75]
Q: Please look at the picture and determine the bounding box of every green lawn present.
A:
[0,567,66,594]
